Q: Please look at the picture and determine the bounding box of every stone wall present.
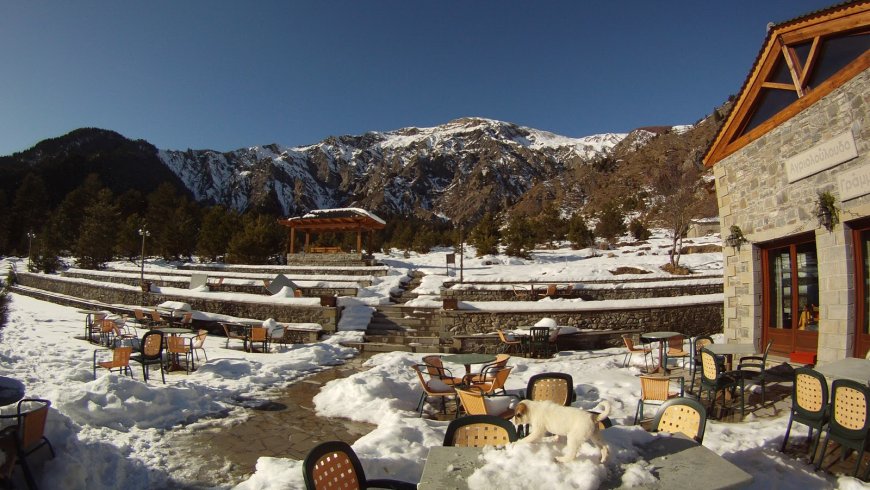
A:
[180,263,388,277]
[15,273,340,332]
[284,253,378,267]
[439,302,723,344]
[443,282,722,302]
[714,68,869,360]
[60,271,358,296]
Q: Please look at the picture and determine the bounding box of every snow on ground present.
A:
[0,231,861,489]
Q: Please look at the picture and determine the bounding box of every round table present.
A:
[640,331,681,374]
[0,376,25,406]
[441,353,496,376]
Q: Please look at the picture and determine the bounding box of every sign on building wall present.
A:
[838,164,870,201]
[785,130,858,183]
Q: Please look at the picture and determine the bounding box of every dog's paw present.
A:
[555,455,575,463]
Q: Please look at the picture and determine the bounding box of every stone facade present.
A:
[714,68,870,361]
[15,273,340,332]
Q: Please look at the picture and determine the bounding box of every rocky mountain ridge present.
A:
[0,111,727,224]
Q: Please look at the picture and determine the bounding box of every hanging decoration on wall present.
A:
[816,191,841,232]
[724,225,748,251]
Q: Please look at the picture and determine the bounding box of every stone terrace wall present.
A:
[15,273,339,331]
[440,302,723,345]
[61,271,358,297]
[180,263,387,276]
[443,283,723,301]
[284,253,379,267]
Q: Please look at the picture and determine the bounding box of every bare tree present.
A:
[651,155,716,273]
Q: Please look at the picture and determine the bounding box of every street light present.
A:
[138,227,151,288]
[26,232,36,270]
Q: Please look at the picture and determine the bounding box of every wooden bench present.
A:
[308,246,342,254]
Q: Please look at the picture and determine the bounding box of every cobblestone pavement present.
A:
[164,357,375,488]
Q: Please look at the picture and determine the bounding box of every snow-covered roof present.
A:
[279,207,386,230]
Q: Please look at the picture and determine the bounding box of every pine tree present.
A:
[594,203,626,245]
[0,190,9,255]
[75,188,120,269]
[52,174,105,253]
[502,214,535,258]
[197,206,240,262]
[227,214,285,264]
[10,173,50,255]
[567,213,595,249]
[628,218,651,240]
[533,203,567,247]
[145,183,181,260]
[115,214,145,262]
[468,212,500,257]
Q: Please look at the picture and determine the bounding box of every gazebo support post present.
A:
[290,227,296,254]
[305,232,310,253]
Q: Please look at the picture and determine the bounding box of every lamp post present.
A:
[26,232,36,270]
[138,227,150,289]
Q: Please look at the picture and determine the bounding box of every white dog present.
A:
[513,399,610,463]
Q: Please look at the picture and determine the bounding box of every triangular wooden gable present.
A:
[704,2,870,167]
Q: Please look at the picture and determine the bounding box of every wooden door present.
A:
[853,224,870,358]
[762,234,819,356]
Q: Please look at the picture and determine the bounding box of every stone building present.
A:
[704,2,869,362]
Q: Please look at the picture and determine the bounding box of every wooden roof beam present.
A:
[780,43,806,97]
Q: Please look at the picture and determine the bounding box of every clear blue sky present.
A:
[0,0,838,155]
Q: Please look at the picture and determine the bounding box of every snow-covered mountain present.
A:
[158,117,629,221]
[2,113,727,225]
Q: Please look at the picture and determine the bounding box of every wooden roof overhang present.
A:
[278,209,386,254]
[704,1,870,167]
[278,215,386,233]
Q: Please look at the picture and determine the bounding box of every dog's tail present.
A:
[595,400,611,423]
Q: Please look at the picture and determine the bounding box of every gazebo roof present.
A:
[278,208,386,232]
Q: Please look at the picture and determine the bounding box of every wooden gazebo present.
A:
[278,208,386,255]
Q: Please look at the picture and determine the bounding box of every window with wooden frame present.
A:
[762,234,819,355]
[736,28,869,140]
[704,4,870,167]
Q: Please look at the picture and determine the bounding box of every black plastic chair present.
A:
[738,339,774,405]
[815,379,870,478]
[651,397,708,444]
[688,336,713,395]
[528,327,551,358]
[443,415,518,447]
[780,367,829,460]
[130,330,165,384]
[0,398,55,490]
[303,440,415,490]
[699,348,744,419]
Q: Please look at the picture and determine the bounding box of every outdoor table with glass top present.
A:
[640,331,681,374]
[441,353,496,376]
